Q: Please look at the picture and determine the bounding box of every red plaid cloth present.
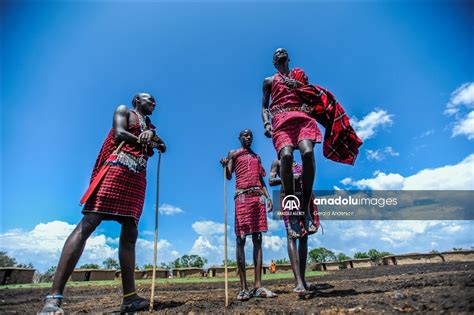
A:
[291,68,363,165]
[83,110,154,224]
[233,148,266,190]
[232,148,268,236]
[235,193,268,237]
[270,72,322,153]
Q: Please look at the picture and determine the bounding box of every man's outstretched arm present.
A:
[262,77,273,138]
[268,159,282,187]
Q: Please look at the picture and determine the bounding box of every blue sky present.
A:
[1,0,473,271]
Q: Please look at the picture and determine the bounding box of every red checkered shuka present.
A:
[290,68,363,165]
[83,110,155,224]
[270,71,322,154]
[232,148,268,237]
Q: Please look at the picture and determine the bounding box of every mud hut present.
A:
[351,258,373,268]
[175,267,204,278]
[0,267,35,285]
[207,266,237,277]
[143,268,169,279]
[442,250,474,262]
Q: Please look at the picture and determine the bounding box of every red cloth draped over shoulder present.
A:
[291,68,363,165]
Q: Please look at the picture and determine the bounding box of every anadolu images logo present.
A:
[282,195,300,211]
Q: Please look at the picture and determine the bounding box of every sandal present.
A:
[304,217,318,235]
[237,290,251,301]
[288,217,303,239]
[305,282,318,291]
[293,286,308,296]
[252,287,277,298]
[38,294,64,314]
[120,295,149,313]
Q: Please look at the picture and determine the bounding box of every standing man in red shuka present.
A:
[39,93,166,314]
[262,48,322,239]
[220,129,277,301]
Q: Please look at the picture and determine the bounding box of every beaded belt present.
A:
[234,186,264,199]
[109,152,147,173]
[270,103,313,117]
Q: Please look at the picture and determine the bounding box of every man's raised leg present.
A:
[280,146,301,237]
[298,140,317,232]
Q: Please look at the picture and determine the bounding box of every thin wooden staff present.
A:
[223,167,229,308]
[149,151,162,312]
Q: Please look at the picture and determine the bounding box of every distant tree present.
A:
[308,247,336,263]
[144,263,155,269]
[430,250,439,254]
[102,258,119,270]
[35,266,57,283]
[79,263,100,269]
[366,249,393,265]
[336,253,351,261]
[275,258,290,264]
[0,251,17,267]
[189,255,207,268]
[224,259,238,267]
[172,255,208,268]
[335,253,351,269]
[354,251,370,259]
[17,262,34,269]
[452,247,463,251]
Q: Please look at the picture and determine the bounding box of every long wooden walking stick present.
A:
[223,167,229,308]
[149,151,162,312]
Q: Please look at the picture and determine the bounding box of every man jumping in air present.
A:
[262,48,321,238]
[39,93,166,314]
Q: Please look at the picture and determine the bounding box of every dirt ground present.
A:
[1,261,473,314]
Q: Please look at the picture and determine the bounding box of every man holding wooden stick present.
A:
[39,93,166,314]
[220,129,277,301]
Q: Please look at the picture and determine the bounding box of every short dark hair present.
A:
[132,93,151,108]
[239,129,253,138]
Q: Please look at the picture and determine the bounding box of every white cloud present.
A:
[441,224,464,234]
[342,153,474,190]
[366,146,399,161]
[417,129,435,139]
[190,236,220,257]
[262,234,285,252]
[267,217,283,231]
[403,154,474,190]
[445,82,474,115]
[445,83,474,140]
[343,171,404,190]
[0,221,177,272]
[159,204,184,215]
[191,220,226,236]
[351,109,393,141]
[452,111,474,140]
[366,149,383,161]
[318,220,474,256]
